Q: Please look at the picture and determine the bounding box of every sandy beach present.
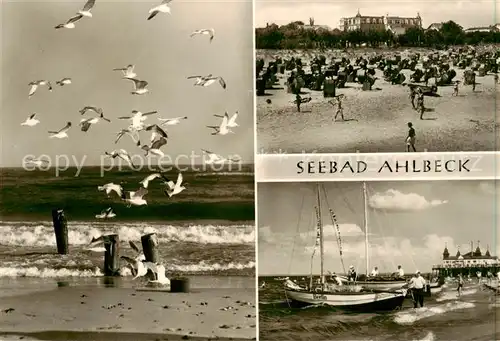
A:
[0,279,256,341]
[256,49,499,153]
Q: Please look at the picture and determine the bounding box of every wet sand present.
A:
[257,51,499,154]
[0,284,256,340]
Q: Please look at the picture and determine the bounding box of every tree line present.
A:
[255,20,500,50]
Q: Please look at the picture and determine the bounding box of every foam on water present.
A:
[0,222,254,246]
[393,301,475,324]
[435,288,477,302]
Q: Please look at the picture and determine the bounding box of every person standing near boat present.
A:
[397,265,405,278]
[347,265,357,282]
[409,270,426,308]
[370,267,379,277]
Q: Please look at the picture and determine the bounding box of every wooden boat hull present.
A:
[285,288,407,311]
[356,280,407,291]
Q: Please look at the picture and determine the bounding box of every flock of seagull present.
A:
[22,0,243,220]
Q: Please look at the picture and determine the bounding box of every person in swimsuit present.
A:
[457,274,464,297]
[409,87,417,109]
[452,81,459,96]
[329,94,346,121]
[295,93,302,112]
[406,122,416,152]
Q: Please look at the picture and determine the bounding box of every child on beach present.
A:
[452,81,459,96]
[457,274,464,297]
[416,92,425,120]
[328,94,345,121]
[295,93,302,112]
[406,122,416,152]
[409,87,417,109]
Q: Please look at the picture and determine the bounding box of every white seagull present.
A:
[187,74,226,89]
[79,113,111,132]
[144,263,170,285]
[214,111,239,128]
[158,116,188,126]
[147,0,173,20]
[24,157,49,168]
[126,78,150,95]
[118,110,158,129]
[113,64,137,79]
[145,124,168,143]
[56,78,72,86]
[54,0,96,29]
[115,127,142,146]
[140,173,168,188]
[190,28,215,43]
[201,149,240,164]
[95,207,116,219]
[142,137,167,157]
[207,112,235,136]
[79,106,103,115]
[48,122,72,139]
[21,113,40,127]
[163,172,186,197]
[121,187,148,207]
[28,80,52,98]
[97,183,123,198]
[104,149,136,167]
[121,256,148,279]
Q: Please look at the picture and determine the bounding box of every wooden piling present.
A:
[141,233,159,263]
[170,277,190,293]
[52,209,69,255]
[103,234,120,276]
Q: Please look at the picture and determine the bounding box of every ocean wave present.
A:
[0,222,255,246]
[435,288,477,302]
[393,301,475,324]
[0,260,255,278]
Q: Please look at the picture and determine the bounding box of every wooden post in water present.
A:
[103,234,120,276]
[170,277,190,293]
[52,209,69,254]
[141,233,159,280]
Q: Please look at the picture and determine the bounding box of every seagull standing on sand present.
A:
[140,173,168,188]
[214,111,239,127]
[207,112,234,135]
[48,122,72,139]
[21,114,40,127]
[113,64,137,79]
[104,149,136,167]
[158,116,188,126]
[144,263,170,285]
[121,187,148,207]
[97,183,123,198]
[118,110,158,129]
[126,79,150,95]
[56,78,72,86]
[24,157,49,168]
[147,0,173,20]
[79,113,111,132]
[142,137,167,157]
[163,172,186,197]
[28,80,52,98]
[54,0,96,29]
[190,28,215,42]
[95,207,116,219]
[187,74,226,89]
[201,149,240,164]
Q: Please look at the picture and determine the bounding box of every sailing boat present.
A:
[284,183,407,311]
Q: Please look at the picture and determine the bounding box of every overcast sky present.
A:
[255,0,498,30]
[258,180,499,276]
[1,0,253,167]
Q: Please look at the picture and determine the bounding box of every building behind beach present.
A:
[339,10,422,35]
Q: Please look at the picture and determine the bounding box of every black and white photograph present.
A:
[0,0,255,340]
[258,180,499,340]
[255,0,499,153]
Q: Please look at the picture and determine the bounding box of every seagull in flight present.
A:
[158,116,188,126]
[21,113,40,127]
[28,80,52,98]
[201,149,240,164]
[190,28,215,43]
[214,111,239,128]
[97,183,123,198]
[121,187,148,207]
[79,106,103,115]
[24,157,49,168]
[142,137,167,157]
[145,124,168,143]
[163,172,186,198]
[79,113,111,132]
[187,74,226,89]
[144,262,170,285]
[121,255,148,279]
[95,207,116,219]
[48,122,72,139]
[118,110,158,129]
[126,78,150,95]
[207,112,235,135]
[54,0,96,29]
[115,127,142,146]
[147,0,173,20]
[104,149,136,167]
[56,78,72,86]
[113,64,137,79]
[139,172,169,188]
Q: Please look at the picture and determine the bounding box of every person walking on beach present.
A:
[409,86,417,109]
[328,94,346,121]
[416,91,425,120]
[409,270,426,308]
[452,81,460,96]
[295,92,302,112]
[406,122,417,152]
[457,274,464,297]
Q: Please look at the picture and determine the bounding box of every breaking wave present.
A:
[393,301,475,324]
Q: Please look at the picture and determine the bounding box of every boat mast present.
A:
[317,183,324,289]
[363,182,369,276]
